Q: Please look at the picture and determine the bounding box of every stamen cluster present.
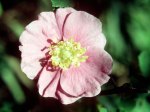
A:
[49,39,88,69]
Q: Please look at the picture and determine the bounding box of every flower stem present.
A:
[100,85,149,96]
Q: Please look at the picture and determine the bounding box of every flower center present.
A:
[49,39,88,69]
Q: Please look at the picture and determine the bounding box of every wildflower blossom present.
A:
[19,8,112,104]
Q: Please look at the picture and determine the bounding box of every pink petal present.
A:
[38,67,61,98]
[56,76,101,104]
[19,43,46,79]
[38,12,61,41]
[20,12,60,79]
[60,47,112,97]
[86,47,113,75]
[63,11,106,49]
[55,7,76,36]
[56,90,81,104]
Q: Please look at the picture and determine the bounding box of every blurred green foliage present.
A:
[97,105,107,112]
[131,95,150,112]
[4,55,33,88]
[39,0,52,11]
[127,5,150,51]
[0,60,25,104]
[103,3,130,63]
[6,19,24,38]
[138,51,150,77]
[0,2,3,16]
[51,0,74,8]
[0,102,12,112]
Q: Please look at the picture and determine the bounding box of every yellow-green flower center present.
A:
[49,39,88,69]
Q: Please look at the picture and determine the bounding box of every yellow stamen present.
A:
[49,38,88,69]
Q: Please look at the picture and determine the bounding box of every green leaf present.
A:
[0,65,26,104]
[97,105,108,112]
[39,0,52,11]
[132,96,150,112]
[117,96,136,112]
[4,55,33,89]
[127,6,150,51]
[98,96,117,112]
[103,3,130,63]
[0,102,13,112]
[0,2,3,16]
[6,19,24,38]
[134,0,150,6]
[51,0,73,8]
[4,12,24,39]
[138,51,150,77]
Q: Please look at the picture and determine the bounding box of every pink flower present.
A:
[19,8,113,104]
